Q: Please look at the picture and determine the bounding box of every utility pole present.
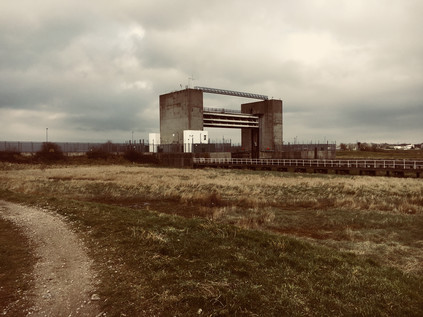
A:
[46,128,48,143]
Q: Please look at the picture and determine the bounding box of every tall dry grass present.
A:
[1,164,422,274]
[1,165,422,214]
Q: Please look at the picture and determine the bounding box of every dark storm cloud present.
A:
[0,0,422,143]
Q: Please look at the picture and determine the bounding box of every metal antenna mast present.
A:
[188,75,195,88]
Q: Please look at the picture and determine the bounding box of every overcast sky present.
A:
[1,0,422,144]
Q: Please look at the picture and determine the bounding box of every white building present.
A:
[393,144,414,150]
[149,133,160,153]
[183,130,208,153]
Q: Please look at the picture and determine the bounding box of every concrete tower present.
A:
[241,99,283,158]
[159,89,203,144]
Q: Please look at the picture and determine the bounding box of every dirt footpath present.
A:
[0,201,101,317]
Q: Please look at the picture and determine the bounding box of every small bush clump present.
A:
[86,141,118,160]
[35,142,65,162]
[86,148,111,160]
[0,151,27,163]
[123,150,159,164]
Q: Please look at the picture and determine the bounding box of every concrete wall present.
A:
[157,152,194,168]
[261,149,336,159]
[160,89,203,144]
[241,99,283,155]
[208,152,231,159]
[157,152,231,168]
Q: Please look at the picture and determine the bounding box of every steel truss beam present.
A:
[195,86,268,100]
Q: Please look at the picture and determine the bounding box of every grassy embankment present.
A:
[0,163,422,316]
[0,217,35,315]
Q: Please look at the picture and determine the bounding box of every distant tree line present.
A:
[0,141,159,164]
[339,142,422,151]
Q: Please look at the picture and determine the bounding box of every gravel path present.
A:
[0,201,101,317]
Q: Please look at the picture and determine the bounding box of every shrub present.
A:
[0,151,25,163]
[123,150,159,164]
[35,142,65,162]
[86,148,111,160]
[86,141,119,160]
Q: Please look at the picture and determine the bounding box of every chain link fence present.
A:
[1,141,336,155]
[0,141,132,154]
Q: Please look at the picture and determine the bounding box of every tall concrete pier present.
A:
[241,99,283,158]
[159,89,203,144]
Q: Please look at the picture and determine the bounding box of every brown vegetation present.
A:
[1,164,422,275]
[0,217,35,315]
[1,163,422,315]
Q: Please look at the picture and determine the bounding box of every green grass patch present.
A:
[0,216,36,315]
[1,190,422,316]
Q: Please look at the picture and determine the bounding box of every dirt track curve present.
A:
[0,201,101,316]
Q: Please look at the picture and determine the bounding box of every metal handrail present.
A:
[193,158,423,170]
[204,107,243,114]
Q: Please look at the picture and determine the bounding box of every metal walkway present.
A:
[193,158,423,178]
[195,86,268,100]
[203,107,259,129]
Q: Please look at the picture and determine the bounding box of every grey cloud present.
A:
[0,0,422,143]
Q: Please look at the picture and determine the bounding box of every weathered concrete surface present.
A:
[159,89,286,160]
[160,89,203,144]
[241,99,283,156]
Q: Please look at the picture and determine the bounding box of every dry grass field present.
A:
[1,164,422,273]
[1,163,422,315]
[0,217,35,315]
